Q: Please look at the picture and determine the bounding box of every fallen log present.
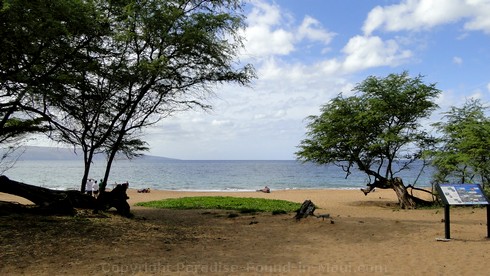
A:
[0,176,132,218]
[0,175,96,215]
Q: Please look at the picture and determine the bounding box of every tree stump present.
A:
[294,200,316,220]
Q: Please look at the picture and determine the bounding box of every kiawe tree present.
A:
[1,0,254,193]
[429,99,490,189]
[89,0,255,189]
[0,0,105,126]
[1,0,105,177]
[296,72,440,208]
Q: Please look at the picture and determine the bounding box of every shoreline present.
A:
[131,186,369,193]
[0,187,431,208]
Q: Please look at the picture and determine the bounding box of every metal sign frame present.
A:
[435,183,489,240]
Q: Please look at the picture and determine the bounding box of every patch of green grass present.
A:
[136,196,301,213]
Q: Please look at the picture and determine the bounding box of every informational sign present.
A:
[435,184,490,240]
[437,184,489,205]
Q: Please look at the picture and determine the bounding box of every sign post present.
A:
[435,184,489,240]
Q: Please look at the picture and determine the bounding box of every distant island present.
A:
[3,146,178,161]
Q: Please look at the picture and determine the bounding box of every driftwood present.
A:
[0,175,131,216]
[295,200,316,220]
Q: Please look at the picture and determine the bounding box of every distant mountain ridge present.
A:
[8,146,178,161]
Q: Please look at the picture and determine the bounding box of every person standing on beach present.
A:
[99,179,107,193]
[85,179,94,196]
[92,180,99,198]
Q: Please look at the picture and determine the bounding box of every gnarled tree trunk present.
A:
[391,177,417,209]
[361,177,433,209]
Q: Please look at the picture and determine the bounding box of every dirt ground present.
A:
[1,189,489,275]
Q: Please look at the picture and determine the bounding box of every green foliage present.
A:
[429,99,490,187]
[88,0,253,187]
[1,0,254,191]
[0,117,50,144]
[0,0,101,145]
[296,72,441,184]
[136,196,301,213]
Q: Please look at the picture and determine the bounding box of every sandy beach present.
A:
[1,188,489,275]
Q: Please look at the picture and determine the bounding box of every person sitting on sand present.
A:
[257,186,270,193]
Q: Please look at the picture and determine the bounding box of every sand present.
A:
[1,188,489,275]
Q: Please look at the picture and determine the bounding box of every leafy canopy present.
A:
[1,0,254,191]
[296,72,441,183]
[430,99,490,187]
[0,0,102,145]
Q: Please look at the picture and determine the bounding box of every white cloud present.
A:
[241,0,335,60]
[273,109,287,118]
[243,26,295,57]
[242,1,413,79]
[362,0,490,35]
[464,0,490,33]
[453,56,463,64]
[253,113,267,120]
[316,59,342,76]
[211,120,233,127]
[242,1,295,58]
[246,0,282,26]
[297,16,336,44]
[256,57,287,79]
[341,35,412,72]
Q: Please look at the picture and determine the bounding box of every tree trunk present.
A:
[391,177,417,209]
[361,177,432,209]
[0,175,95,215]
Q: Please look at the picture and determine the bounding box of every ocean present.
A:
[3,159,435,191]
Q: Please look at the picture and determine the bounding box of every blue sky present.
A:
[31,0,490,160]
[142,0,490,160]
